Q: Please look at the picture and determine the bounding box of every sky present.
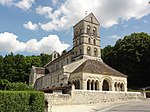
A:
[0,0,150,56]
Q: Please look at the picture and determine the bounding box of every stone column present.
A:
[111,82,115,91]
[124,84,127,92]
[99,81,102,91]
[89,81,91,90]
[82,80,87,90]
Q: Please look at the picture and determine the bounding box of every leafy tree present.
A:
[0,56,4,79]
[102,32,150,88]
[39,53,52,66]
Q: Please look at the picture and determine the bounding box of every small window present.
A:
[93,39,96,45]
[88,38,91,44]
[87,26,90,34]
[93,27,97,36]
[87,46,91,55]
[94,48,98,56]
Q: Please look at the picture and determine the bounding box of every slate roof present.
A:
[72,59,127,77]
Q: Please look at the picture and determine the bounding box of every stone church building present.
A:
[29,13,127,93]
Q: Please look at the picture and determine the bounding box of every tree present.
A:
[39,53,52,66]
[102,32,150,88]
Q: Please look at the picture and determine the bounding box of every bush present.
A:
[0,91,45,112]
[0,79,10,90]
[5,82,34,91]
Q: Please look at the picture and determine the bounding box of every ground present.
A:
[51,99,150,112]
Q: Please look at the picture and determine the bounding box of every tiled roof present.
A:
[72,59,127,77]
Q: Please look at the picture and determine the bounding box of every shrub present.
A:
[0,79,10,90]
[0,91,45,112]
[5,82,34,91]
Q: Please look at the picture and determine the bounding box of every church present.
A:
[29,13,127,93]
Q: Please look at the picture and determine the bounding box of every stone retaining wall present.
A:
[45,90,145,106]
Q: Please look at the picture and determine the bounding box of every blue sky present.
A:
[0,0,150,55]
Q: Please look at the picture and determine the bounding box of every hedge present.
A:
[0,91,45,112]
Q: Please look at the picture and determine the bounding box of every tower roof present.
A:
[83,12,100,25]
[73,12,100,27]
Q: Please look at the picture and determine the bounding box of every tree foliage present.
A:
[102,32,150,88]
[0,53,51,84]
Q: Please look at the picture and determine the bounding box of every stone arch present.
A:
[71,78,81,89]
[95,80,99,90]
[91,80,94,90]
[102,77,112,91]
[117,82,121,91]
[114,82,117,91]
[87,79,91,90]
[120,83,125,91]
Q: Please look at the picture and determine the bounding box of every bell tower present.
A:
[72,13,101,61]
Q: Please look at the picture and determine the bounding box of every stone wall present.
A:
[45,89,145,106]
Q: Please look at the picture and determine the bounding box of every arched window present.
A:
[102,80,109,91]
[118,83,121,91]
[87,26,90,34]
[91,80,94,90]
[87,80,91,90]
[93,27,97,36]
[88,38,91,44]
[87,46,91,55]
[93,39,96,45]
[95,80,99,90]
[114,82,117,91]
[120,83,124,91]
[73,80,80,89]
[94,48,98,56]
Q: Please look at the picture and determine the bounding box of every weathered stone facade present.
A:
[29,13,128,93]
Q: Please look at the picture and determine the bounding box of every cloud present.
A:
[36,5,71,31]
[0,0,14,6]
[51,0,58,5]
[15,0,35,10]
[0,0,35,10]
[0,32,26,52]
[0,32,70,54]
[23,21,38,30]
[35,0,150,31]
[110,35,121,40]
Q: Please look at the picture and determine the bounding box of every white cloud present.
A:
[15,0,35,10]
[35,0,150,31]
[0,32,70,54]
[51,0,58,5]
[23,21,38,30]
[0,32,26,52]
[0,0,35,10]
[110,35,121,40]
[0,0,14,6]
